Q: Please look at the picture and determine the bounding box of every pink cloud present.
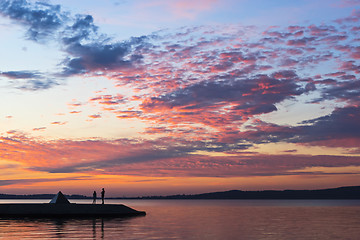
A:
[335,9,360,23]
[35,20,358,155]
[32,127,46,131]
[308,24,337,36]
[89,114,101,119]
[351,46,360,59]
[79,21,357,149]
[68,102,82,107]
[1,133,360,178]
[287,37,316,46]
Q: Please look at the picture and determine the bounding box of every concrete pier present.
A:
[0,203,146,217]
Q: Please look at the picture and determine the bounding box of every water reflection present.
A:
[1,200,360,239]
[0,215,145,239]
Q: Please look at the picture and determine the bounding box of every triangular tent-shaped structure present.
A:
[49,191,70,204]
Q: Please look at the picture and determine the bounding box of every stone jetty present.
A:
[0,191,146,217]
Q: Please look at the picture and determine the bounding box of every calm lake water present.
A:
[0,199,360,239]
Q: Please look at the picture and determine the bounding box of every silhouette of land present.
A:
[0,193,88,199]
[135,186,360,199]
[1,186,359,199]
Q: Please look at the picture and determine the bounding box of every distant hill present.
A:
[0,193,89,199]
[138,186,360,199]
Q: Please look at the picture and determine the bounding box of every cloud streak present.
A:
[2,133,360,178]
[0,70,58,90]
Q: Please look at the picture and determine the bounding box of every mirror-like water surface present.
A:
[0,199,359,239]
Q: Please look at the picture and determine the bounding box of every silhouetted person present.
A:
[101,188,105,204]
[93,191,97,204]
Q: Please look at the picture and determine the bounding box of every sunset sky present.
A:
[0,0,360,197]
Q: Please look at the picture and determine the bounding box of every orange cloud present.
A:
[51,121,67,125]
[32,127,46,131]
[89,114,101,119]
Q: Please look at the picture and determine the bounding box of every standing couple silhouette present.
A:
[92,188,105,204]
